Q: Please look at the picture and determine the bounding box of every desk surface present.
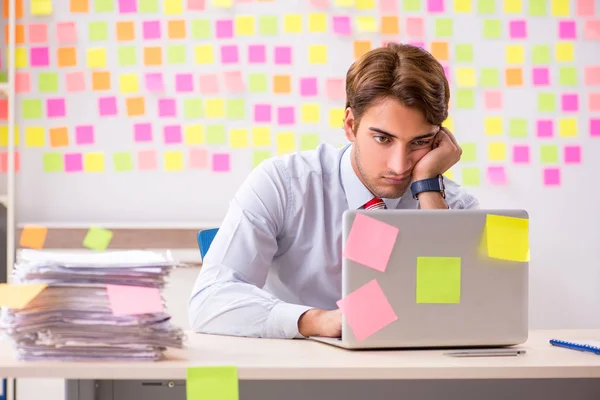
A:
[1,330,599,380]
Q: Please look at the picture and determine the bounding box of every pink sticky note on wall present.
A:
[509,20,527,39]
[487,166,507,185]
[326,78,345,100]
[333,16,351,35]
[199,74,219,94]
[310,0,328,8]
[145,73,164,92]
[106,285,164,316]
[513,145,530,164]
[427,0,444,12]
[224,71,244,93]
[158,98,176,117]
[134,123,152,142]
[164,125,182,144]
[212,153,230,172]
[277,106,295,125]
[337,279,398,342]
[65,153,83,172]
[577,0,595,16]
[75,125,94,145]
[561,94,579,112]
[590,118,600,137]
[221,45,239,64]
[98,97,117,116]
[537,119,554,138]
[175,74,194,92]
[559,20,576,39]
[189,148,208,169]
[543,168,561,186]
[379,0,398,12]
[57,22,77,43]
[15,72,30,93]
[532,67,549,86]
[254,104,271,122]
[300,77,317,97]
[28,23,48,43]
[47,98,66,118]
[66,72,85,92]
[584,20,600,40]
[188,0,205,10]
[118,0,137,13]
[342,213,399,272]
[0,100,6,120]
[406,17,424,37]
[564,145,581,164]
[484,90,503,110]
[137,150,157,170]
[275,46,292,65]
[143,20,161,40]
[248,45,266,63]
[590,93,600,112]
[216,19,233,39]
[585,66,600,86]
[30,47,49,67]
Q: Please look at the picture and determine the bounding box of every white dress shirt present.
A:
[188,143,479,339]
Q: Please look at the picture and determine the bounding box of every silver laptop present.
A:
[311,209,529,349]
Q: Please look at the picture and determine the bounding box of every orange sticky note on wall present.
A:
[0,283,47,309]
[19,225,48,249]
[70,0,89,12]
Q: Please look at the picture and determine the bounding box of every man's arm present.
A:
[188,161,312,339]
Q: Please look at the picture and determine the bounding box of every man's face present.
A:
[344,97,440,199]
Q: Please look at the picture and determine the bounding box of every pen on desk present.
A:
[444,349,526,357]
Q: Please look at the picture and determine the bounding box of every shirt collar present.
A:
[340,144,404,210]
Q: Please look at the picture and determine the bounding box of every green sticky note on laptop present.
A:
[416,257,461,304]
[187,366,239,400]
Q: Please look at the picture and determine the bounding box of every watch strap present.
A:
[410,176,443,200]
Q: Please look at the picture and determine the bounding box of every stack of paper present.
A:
[1,249,185,361]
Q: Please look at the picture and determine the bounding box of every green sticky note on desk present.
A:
[416,257,461,304]
[483,214,529,262]
[187,366,239,400]
[83,226,113,251]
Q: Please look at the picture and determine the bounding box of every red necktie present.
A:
[362,197,387,210]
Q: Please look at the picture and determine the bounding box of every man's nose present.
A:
[388,150,411,175]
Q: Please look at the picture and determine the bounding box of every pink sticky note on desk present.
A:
[543,168,561,186]
[333,16,351,35]
[106,285,164,316]
[337,279,398,342]
[342,213,399,272]
[487,166,507,185]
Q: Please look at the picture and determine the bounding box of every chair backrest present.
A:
[197,228,219,259]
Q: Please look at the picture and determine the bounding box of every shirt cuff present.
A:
[265,302,313,339]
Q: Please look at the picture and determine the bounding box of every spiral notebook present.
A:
[549,339,600,355]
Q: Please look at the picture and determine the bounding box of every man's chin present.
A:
[375,181,411,199]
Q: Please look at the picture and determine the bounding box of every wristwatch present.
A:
[410,175,446,200]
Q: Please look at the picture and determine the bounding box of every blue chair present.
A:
[197,228,219,259]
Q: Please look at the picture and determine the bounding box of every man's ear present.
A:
[344,108,356,143]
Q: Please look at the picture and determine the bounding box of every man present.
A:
[188,43,479,339]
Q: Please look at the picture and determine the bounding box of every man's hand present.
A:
[412,127,462,181]
[298,309,341,338]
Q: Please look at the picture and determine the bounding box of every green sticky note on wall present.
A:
[259,16,279,36]
[435,18,453,37]
[416,257,461,304]
[89,22,108,42]
[167,45,186,64]
[455,44,473,62]
[480,68,500,87]
[184,99,203,119]
[532,45,550,64]
[249,74,268,93]
[83,226,113,251]
[483,19,502,39]
[559,67,577,86]
[403,0,421,11]
[138,0,159,13]
[253,150,272,168]
[95,0,115,12]
[226,99,245,120]
[456,89,475,109]
[206,125,226,145]
[113,153,133,172]
[0,72,7,83]
[43,153,64,172]
[478,0,495,13]
[118,46,137,66]
[191,19,211,39]
[39,72,59,93]
[300,133,320,151]
[528,0,546,15]
[187,366,239,400]
[540,144,558,163]
[462,167,480,186]
[509,118,528,138]
[460,143,476,162]
[22,99,42,119]
[537,93,556,112]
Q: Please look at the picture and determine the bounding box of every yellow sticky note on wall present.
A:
[488,142,506,161]
[32,0,53,15]
[184,125,204,145]
[252,127,271,146]
[205,99,225,118]
[87,48,107,68]
[308,45,327,64]
[356,0,375,9]
[456,68,476,87]
[25,127,45,147]
[551,0,569,16]
[482,214,529,262]
[119,74,139,93]
[484,117,503,136]
[236,16,255,36]
[329,108,345,128]
[356,16,378,33]
[230,128,249,148]
[164,151,184,171]
[308,13,327,33]
[276,132,295,155]
[0,126,20,146]
[504,0,522,13]
[284,14,302,33]
[0,283,47,309]
[164,0,184,14]
[301,104,321,123]
[84,152,105,172]
[195,45,214,64]
[555,43,574,62]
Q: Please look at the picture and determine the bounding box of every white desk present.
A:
[1,329,599,381]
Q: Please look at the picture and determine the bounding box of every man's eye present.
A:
[413,140,430,146]
[374,136,389,143]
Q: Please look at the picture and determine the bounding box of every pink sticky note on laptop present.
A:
[106,285,164,316]
[337,279,398,342]
[342,213,399,272]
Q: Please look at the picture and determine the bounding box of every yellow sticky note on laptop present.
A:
[482,214,529,262]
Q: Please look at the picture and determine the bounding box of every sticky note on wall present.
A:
[83,226,113,251]
[187,366,239,400]
[481,214,529,262]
